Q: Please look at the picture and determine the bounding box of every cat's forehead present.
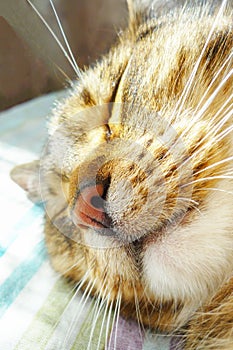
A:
[112,11,232,122]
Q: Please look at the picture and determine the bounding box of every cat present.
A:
[11,0,233,349]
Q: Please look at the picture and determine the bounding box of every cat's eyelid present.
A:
[105,124,112,141]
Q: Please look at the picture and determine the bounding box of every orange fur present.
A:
[11,1,233,348]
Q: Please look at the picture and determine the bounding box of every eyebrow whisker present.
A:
[48,0,82,78]
[26,0,82,77]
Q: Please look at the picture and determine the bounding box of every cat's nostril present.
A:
[82,184,105,210]
[90,195,104,209]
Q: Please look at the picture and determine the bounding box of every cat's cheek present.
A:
[142,180,233,306]
[142,205,233,310]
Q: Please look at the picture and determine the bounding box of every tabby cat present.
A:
[11,0,233,348]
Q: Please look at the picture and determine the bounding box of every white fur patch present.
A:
[143,180,233,306]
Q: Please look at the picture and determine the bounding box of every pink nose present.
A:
[73,184,108,229]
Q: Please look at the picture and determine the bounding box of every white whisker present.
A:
[53,62,73,82]
[87,296,105,350]
[44,270,90,347]
[87,291,109,350]
[196,187,233,196]
[171,0,228,120]
[96,295,111,350]
[114,292,122,350]
[176,197,199,206]
[194,51,233,113]
[172,84,232,159]
[219,170,233,176]
[49,0,82,77]
[215,117,233,142]
[108,290,122,350]
[195,156,233,176]
[105,299,114,350]
[62,277,97,348]
[107,299,118,349]
[202,100,233,141]
[194,69,233,121]
[176,104,233,173]
[181,175,233,188]
[26,0,81,76]
[176,197,202,215]
[133,283,145,336]
[86,271,110,350]
[61,258,85,276]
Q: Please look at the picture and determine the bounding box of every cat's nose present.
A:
[72,182,110,230]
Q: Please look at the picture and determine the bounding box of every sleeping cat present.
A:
[11,0,233,349]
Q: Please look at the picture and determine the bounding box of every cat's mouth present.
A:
[68,149,194,244]
[72,214,116,237]
[70,179,194,244]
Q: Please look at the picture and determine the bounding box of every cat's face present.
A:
[11,2,233,331]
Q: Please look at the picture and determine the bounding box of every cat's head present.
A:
[11,1,233,330]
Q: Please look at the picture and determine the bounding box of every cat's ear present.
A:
[127,0,184,29]
[126,0,161,32]
[10,160,42,203]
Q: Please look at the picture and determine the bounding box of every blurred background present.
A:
[0,0,127,111]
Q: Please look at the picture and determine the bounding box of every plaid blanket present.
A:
[0,92,182,350]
